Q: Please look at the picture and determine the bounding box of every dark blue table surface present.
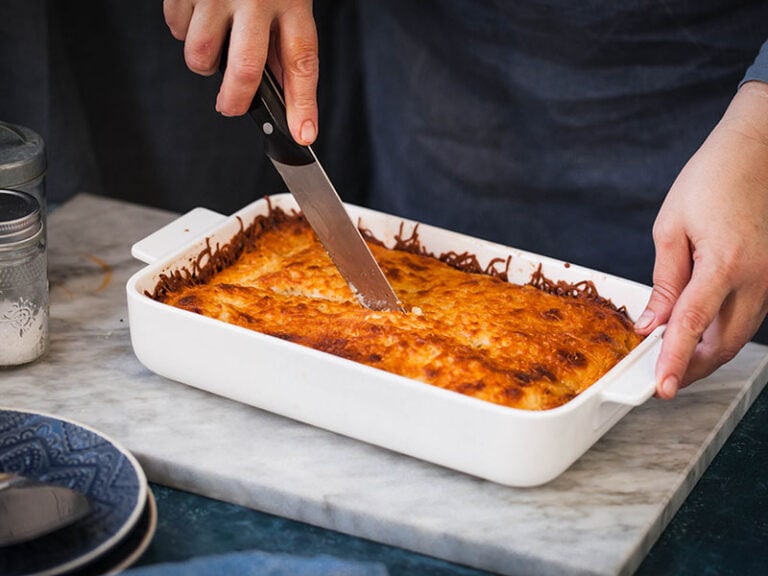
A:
[132,384,768,576]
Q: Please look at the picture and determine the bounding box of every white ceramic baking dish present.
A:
[126,194,663,487]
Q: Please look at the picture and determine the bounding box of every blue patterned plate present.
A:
[0,408,147,576]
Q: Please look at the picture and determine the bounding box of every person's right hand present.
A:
[163,0,319,145]
[634,80,768,398]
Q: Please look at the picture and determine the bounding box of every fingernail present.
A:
[215,93,221,113]
[300,120,316,144]
[634,309,655,331]
[661,376,678,399]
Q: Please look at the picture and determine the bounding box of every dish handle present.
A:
[591,327,663,432]
[597,326,664,406]
[131,208,227,264]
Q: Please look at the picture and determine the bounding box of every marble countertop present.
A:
[3,194,767,576]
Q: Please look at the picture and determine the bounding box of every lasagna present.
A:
[149,203,643,410]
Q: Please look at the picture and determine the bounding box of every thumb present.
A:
[635,225,693,336]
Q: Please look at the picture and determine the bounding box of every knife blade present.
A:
[0,473,92,546]
[220,47,403,312]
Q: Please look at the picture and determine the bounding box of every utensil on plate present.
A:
[219,42,403,312]
[0,472,92,546]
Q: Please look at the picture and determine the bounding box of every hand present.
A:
[164,0,319,145]
[635,81,768,399]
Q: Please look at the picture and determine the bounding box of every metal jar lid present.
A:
[0,122,46,188]
[0,189,42,245]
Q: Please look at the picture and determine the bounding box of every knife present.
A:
[220,47,403,312]
[0,472,92,546]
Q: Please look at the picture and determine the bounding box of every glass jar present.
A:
[0,189,48,367]
[0,122,46,220]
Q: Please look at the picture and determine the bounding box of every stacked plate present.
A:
[0,408,156,576]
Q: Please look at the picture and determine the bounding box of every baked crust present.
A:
[152,208,643,410]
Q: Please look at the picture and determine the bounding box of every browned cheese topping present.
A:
[150,204,643,410]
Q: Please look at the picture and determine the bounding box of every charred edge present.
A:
[359,225,387,248]
[389,223,510,280]
[527,263,632,319]
[391,222,426,255]
[148,197,303,302]
[148,196,616,314]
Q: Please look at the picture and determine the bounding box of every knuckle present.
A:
[163,13,187,40]
[651,219,676,249]
[286,44,319,79]
[712,330,750,366]
[710,246,743,279]
[185,37,219,73]
[165,19,187,41]
[650,280,680,306]
[682,345,737,386]
[228,59,264,86]
[290,94,316,112]
[676,307,710,338]
[716,345,740,366]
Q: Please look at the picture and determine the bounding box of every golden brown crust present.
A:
[153,206,643,411]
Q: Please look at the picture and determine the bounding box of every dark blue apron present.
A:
[357,0,768,283]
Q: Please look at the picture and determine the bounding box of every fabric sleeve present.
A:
[741,39,768,86]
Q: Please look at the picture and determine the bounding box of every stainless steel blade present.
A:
[271,151,403,312]
[0,474,92,546]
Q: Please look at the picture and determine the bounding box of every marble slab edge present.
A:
[623,349,768,576]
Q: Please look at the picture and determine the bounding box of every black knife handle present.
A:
[219,36,313,167]
[250,69,314,166]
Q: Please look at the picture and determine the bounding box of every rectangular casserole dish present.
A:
[126,194,663,487]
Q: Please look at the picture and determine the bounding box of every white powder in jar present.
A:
[0,297,48,366]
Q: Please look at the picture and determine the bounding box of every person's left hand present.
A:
[635,80,768,399]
